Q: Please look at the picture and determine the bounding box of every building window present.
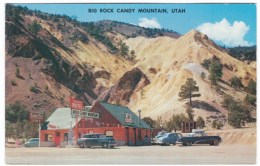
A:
[105,131,113,137]
[44,134,48,141]
[48,135,53,141]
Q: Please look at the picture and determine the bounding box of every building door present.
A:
[55,132,60,146]
[125,127,129,146]
[64,133,68,142]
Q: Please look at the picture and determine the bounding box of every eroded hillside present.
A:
[5,5,256,127]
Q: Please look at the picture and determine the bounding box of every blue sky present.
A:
[17,3,256,47]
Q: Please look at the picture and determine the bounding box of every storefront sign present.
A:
[71,109,80,118]
[125,113,132,123]
[70,97,83,110]
[29,112,44,123]
[47,124,57,129]
[81,111,99,118]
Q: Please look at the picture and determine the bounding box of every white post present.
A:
[39,123,41,148]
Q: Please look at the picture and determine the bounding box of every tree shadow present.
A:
[192,100,221,113]
[45,91,55,99]
[16,75,25,80]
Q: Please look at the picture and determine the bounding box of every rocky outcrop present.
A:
[98,68,150,105]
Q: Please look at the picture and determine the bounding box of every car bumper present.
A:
[108,141,117,147]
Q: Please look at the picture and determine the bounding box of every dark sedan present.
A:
[177,130,221,146]
[77,133,116,148]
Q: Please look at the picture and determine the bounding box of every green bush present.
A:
[29,85,38,93]
[211,120,224,129]
[246,79,256,95]
[244,94,256,106]
[230,76,244,88]
[11,80,17,86]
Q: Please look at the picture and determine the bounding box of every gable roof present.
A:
[99,101,151,129]
[44,108,76,130]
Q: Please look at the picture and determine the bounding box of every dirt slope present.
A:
[124,30,256,123]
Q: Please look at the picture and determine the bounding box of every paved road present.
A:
[5,144,256,164]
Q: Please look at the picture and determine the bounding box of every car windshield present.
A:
[187,133,196,137]
[164,133,171,137]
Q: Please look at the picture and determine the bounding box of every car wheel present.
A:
[165,142,170,146]
[110,146,114,148]
[102,143,108,148]
[87,146,91,148]
[187,142,192,146]
[213,140,220,146]
[79,143,84,148]
[182,143,187,146]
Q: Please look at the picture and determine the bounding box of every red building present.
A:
[40,101,153,147]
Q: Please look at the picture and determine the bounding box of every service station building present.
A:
[40,101,153,147]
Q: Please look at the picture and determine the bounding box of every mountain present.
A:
[124,30,256,122]
[5,5,256,127]
[223,46,256,62]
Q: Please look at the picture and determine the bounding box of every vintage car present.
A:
[77,133,116,148]
[24,138,39,147]
[154,132,183,145]
[177,129,222,146]
[151,131,167,144]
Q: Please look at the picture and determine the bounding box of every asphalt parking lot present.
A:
[5,144,256,164]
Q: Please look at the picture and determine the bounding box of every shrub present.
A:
[11,80,17,86]
[246,79,256,95]
[201,59,211,69]
[196,116,205,128]
[230,76,243,88]
[243,94,256,106]
[29,85,38,93]
[45,84,49,91]
[211,120,224,129]
[28,20,41,35]
[15,67,20,77]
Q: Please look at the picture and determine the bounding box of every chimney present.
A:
[138,110,141,125]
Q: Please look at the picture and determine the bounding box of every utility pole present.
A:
[138,110,141,125]
[39,122,41,148]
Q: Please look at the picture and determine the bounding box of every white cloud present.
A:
[196,18,252,47]
[138,18,161,29]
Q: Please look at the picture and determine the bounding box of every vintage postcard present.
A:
[4,2,256,165]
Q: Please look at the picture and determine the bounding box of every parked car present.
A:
[154,132,183,145]
[151,131,167,144]
[24,138,39,147]
[177,129,222,146]
[77,133,116,148]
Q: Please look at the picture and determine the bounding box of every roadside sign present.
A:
[29,112,44,123]
[125,113,132,123]
[71,109,81,118]
[70,97,83,110]
[80,111,99,118]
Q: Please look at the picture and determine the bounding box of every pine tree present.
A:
[178,78,201,106]
[28,20,41,35]
[208,59,223,85]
